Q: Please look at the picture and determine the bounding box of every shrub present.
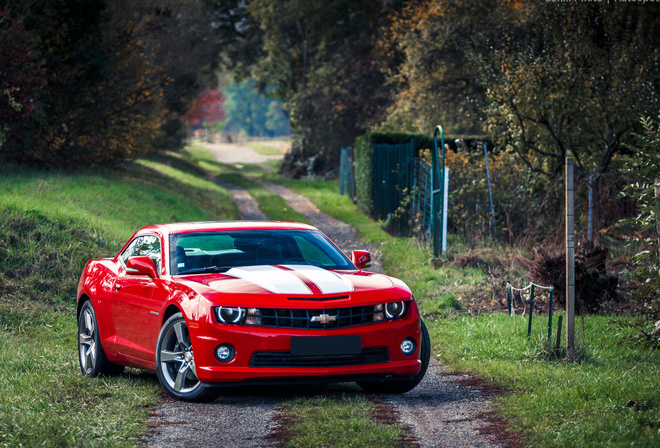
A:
[531,241,619,314]
[616,117,660,348]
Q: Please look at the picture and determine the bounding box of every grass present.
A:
[0,158,237,446]
[4,143,654,447]
[430,313,660,447]
[0,163,237,244]
[277,395,409,448]
[1,314,159,447]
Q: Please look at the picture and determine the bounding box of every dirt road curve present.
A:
[143,144,501,448]
[204,142,283,170]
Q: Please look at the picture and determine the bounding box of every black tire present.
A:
[78,300,125,377]
[359,319,431,394]
[155,312,219,402]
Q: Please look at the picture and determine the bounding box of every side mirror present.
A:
[126,256,158,278]
[351,250,372,270]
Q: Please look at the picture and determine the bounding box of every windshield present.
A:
[169,230,355,275]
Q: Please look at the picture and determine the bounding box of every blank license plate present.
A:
[290,335,361,356]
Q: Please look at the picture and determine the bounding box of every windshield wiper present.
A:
[178,266,233,275]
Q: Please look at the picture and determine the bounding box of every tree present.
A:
[475,3,660,180]
[0,0,221,166]
[381,1,660,238]
[471,2,660,237]
[0,11,45,150]
[241,0,400,172]
[222,77,289,137]
[376,0,500,135]
[186,90,226,130]
[618,118,660,349]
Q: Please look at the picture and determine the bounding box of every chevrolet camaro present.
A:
[77,221,430,402]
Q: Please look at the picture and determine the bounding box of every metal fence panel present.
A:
[372,140,415,223]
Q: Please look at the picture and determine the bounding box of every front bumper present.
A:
[189,304,422,384]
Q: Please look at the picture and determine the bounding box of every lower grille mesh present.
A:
[250,348,389,368]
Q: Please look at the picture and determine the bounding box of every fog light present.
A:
[401,338,416,356]
[215,344,235,363]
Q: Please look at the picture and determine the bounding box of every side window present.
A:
[119,238,139,265]
[120,235,162,274]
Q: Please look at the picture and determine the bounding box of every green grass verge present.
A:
[278,396,408,448]
[267,175,659,447]
[0,159,237,446]
[431,313,660,447]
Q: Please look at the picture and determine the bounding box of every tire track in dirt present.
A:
[214,180,268,221]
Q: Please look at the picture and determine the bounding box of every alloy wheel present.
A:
[79,308,97,375]
[159,320,200,393]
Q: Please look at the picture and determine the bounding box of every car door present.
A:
[112,234,163,363]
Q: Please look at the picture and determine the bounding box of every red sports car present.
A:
[77,222,430,402]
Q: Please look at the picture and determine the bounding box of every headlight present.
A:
[373,300,407,321]
[215,306,245,324]
[215,306,262,325]
[385,301,406,319]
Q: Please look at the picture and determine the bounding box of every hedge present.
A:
[354,131,483,218]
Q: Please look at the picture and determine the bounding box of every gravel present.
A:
[386,360,499,447]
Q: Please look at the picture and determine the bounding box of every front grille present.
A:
[250,348,390,368]
[260,306,375,329]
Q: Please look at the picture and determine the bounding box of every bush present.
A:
[531,241,619,314]
[616,117,660,348]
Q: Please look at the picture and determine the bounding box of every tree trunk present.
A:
[656,177,660,268]
[592,176,600,245]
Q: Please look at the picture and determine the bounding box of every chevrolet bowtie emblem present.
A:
[311,314,337,324]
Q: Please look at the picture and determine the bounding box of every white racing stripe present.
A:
[224,265,353,295]
[225,265,311,295]
[282,265,354,294]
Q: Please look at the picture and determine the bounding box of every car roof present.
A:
[138,221,318,235]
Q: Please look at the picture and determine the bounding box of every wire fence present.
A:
[507,281,555,341]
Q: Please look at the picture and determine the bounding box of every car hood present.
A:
[176,264,410,307]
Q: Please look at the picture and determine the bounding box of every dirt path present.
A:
[204,142,284,171]
[257,182,500,447]
[215,180,268,221]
